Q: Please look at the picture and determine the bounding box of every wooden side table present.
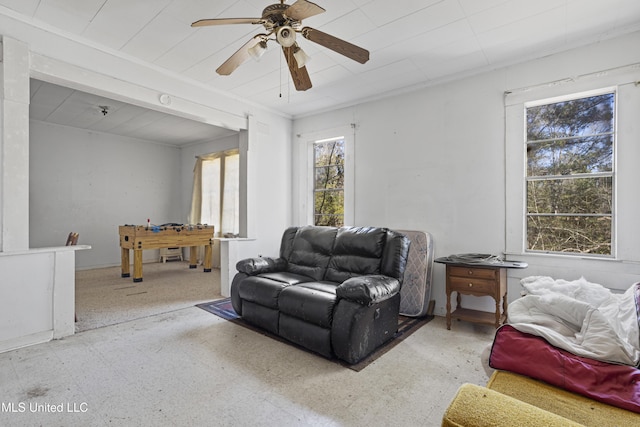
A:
[435,256,527,330]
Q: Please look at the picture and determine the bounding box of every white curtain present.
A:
[188,155,205,226]
[221,153,239,236]
[188,151,240,263]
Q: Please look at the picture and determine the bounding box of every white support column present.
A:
[239,114,257,239]
[238,128,249,238]
[217,238,255,297]
[0,37,30,252]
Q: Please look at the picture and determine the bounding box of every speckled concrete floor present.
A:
[2,266,496,426]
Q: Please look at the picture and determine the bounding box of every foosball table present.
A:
[119,224,215,282]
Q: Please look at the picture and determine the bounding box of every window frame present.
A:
[523,89,617,257]
[312,136,346,226]
[294,126,354,227]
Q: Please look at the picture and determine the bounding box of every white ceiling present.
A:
[6,0,640,142]
[29,79,237,146]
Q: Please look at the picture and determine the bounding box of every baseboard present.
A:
[0,330,53,354]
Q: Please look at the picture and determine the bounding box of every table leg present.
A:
[189,246,198,269]
[133,249,143,282]
[121,248,130,278]
[446,291,452,330]
[502,293,509,323]
[203,243,212,272]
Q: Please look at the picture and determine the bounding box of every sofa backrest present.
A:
[283,226,338,281]
[279,227,298,259]
[325,227,387,283]
[381,229,411,282]
[279,225,410,284]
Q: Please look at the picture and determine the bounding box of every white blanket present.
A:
[508,276,640,366]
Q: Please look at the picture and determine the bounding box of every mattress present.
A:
[397,230,434,317]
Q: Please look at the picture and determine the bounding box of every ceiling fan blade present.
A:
[282,46,312,91]
[216,35,265,76]
[191,18,261,27]
[301,27,370,64]
[286,0,325,21]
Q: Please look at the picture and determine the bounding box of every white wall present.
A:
[247,115,294,257]
[292,31,640,316]
[0,246,82,352]
[29,120,182,269]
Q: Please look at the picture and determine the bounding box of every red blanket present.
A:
[489,324,640,414]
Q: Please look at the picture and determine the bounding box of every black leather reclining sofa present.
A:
[230,225,410,364]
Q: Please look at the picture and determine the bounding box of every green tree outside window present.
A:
[313,139,345,226]
[526,93,614,255]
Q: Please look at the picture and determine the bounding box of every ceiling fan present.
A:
[191,0,370,91]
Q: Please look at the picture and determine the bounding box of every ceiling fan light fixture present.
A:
[192,1,369,91]
[276,26,296,47]
[293,46,310,68]
[248,40,267,61]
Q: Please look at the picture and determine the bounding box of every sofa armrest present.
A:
[336,275,400,305]
[235,257,287,275]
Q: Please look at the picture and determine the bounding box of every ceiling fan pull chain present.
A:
[288,63,291,102]
[279,49,283,98]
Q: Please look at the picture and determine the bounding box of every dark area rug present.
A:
[196,298,433,371]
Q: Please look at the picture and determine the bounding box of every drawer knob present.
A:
[468,270,473,275]
[468,283,473,287]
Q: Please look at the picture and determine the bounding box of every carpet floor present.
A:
[75,261,222,332]
[197,298,434,371]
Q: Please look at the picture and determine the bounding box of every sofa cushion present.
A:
[487,370,638,426]
[259,272,312,286]
[286,226,338,281]
[278,281,338,328]
[238,273,311,309]
[325,227,386,283]
[442,383,583,427]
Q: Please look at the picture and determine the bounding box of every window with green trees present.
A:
[313,138,345,226]
[526,92,614,255]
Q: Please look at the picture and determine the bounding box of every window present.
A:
[525,92,614,255]
[193,150,239,237]
[313,138,345,226]
[295,127,353,227]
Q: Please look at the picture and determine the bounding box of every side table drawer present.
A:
[448,266,498,280]
[448,276,496,295]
